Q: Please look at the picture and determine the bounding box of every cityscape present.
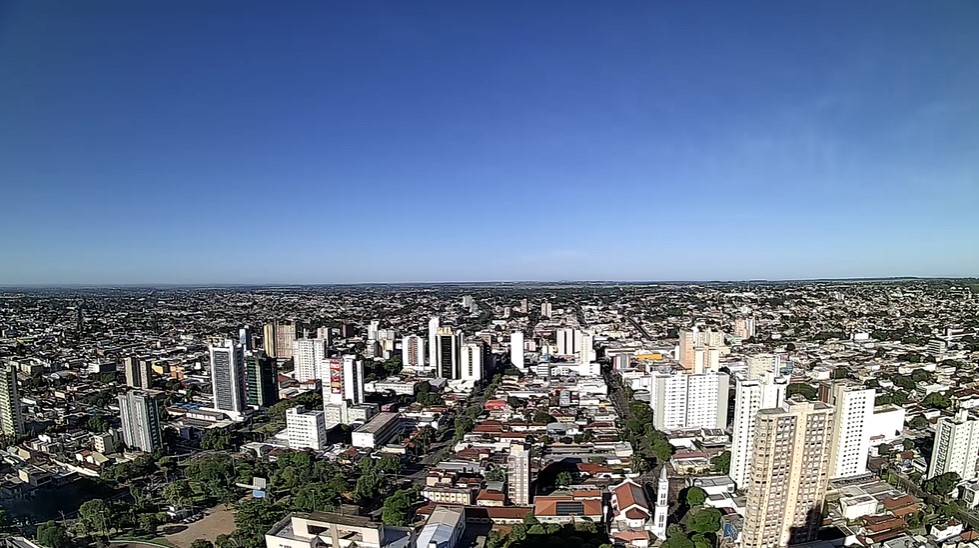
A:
[3,2,979,548]
[0,281,976,548]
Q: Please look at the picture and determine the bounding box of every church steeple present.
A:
[652,466,669,539]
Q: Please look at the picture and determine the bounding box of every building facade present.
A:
[741,400,835,548]
[401,335,426,368]
[825,382,875,479]
[210,340,247,418]
[729,374,788,489]
[117,390,162,453]
[246,352,279,408]
[507,443,531,506]
[928,410,979,481]
[648,371,729,431]
[0,363,24,437]
[286,405,327,451]
[123,357,153,389]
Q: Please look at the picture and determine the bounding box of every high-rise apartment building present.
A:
[742,399,835,548]
[436,327,462,379]
[0,363,24,438]
[428,317,440,365]
[210,340,247,418]
[510,331,525,370]
[678,327,726,373]
[402,335,426,368]
[746,354,782,380]
[579,332,595,364]
[367,320,380,341]
[555,328,581,357]
[315,326,333,348]
[239,326,253,350]
[824,382,875,479]
[540,301,552,319]
[729,374,788,489]
[293,338,329,383]
[928,410,979,481]
[733,317,756,340]
[460,340,486,382]
[117,390,162,453]
[246,352,279,408]
[507,443,531,506]
[123,357,153,389]
[648,371,729,431]
[263,321,299,359]
[286,405,327,451]
[519,299,528,314]
[321,355,364,407]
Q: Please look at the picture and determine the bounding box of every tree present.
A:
[201,429,234,451]
[922,392,952,410]
[892,375,916,391]
[711,451,731,474]
[786,383,817,400]
[138,512,164,533]
[556,471,573,487]
[532,411,556,424]
[663,535,695,548]
[381,487,418,526]
[191,541,215,548]
[36,521,70,548]
[86,415,110,433]
[79,499,113,536]
[293,483,340,513]
[163,479,194,507]
[911,369,933,383]
[923,472,961,498]
[688,508,722,533]
[685,486,707,507]
[909,415,930,430]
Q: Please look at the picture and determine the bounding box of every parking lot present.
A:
[164,506,236,548]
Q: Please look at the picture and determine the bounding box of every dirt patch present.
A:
[165,506,236,548]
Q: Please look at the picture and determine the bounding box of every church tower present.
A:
[652,466,669,539]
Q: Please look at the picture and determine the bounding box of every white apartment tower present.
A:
[117,390,162,453]
[540,301,552,318]
[343,356,365,405]
[510,331,525,370]
[579,332,595,364]
[555,328,581,357]
[293,338,329,383]
[928,410,979,481]
[729,374,788,489]
[507,443,531,506]
[826,382,876,479]
[286,405,327,451]
[428,317,440,365]
[210,340,247,418]
[746,354,782,380]
[0,364,22,438]
[648,371,729,431]
[460,341,485,382]
[402,335,426,368]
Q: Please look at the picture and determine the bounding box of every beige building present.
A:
[264,512,412,548]
[742,399,835,548]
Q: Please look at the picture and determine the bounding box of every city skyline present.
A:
[2,1,978,285]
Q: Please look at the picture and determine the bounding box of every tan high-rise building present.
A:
[123,357,153,389]
[742,399,835,548]
[263,321,298,359]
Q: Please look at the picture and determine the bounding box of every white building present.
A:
[827,383,876,479]
[507,443,531,506]
[459,341,485,382]
[652,467,669,539]
[367,320,380,342]
[746,354,781,380]
[928,410,979,481]
[428,316,440,365]
[579,332,595,365]
[343,356,365,405]
[729,374,787,489]
[648,371,729,431]
[286,405,327,451]
[867,405,906,444]
[555,328,581,357]
[510,331,525,370]
[293,338,329,383]
[401,335,426,368]
[209,340,247,419]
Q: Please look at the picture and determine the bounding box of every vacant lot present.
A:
[165,506,236,548]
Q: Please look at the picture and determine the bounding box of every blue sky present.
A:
[1,1,977,285]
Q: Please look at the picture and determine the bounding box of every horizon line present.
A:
[1,274,977,290]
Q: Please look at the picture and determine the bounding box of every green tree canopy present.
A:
[688,508,722,533]
[711,451,730,474]
[36,521,71,548]
[923,472,961,497]
[381,487,419,526]
[685,486,707,507]
[786,383,817,400]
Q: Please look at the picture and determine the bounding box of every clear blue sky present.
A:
[2,1,978,285]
